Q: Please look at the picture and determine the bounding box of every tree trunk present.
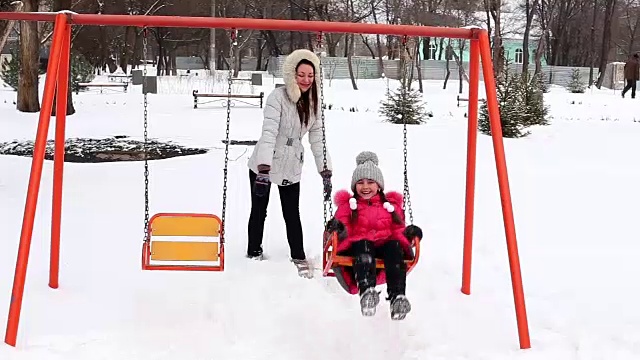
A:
[17,0,40,113]
[522,0,539,76]
[415,40,423,93]
[170,50,177,76]
[596,0,618,88]
[209,0,216,72]
[423,37,430,60]
[343,31,349,57]
[360,34,376,58]
[457,40,468,93]
[533,0,547,76]
[371,0,384,76]
[588,0,598,87]
[120,26,137,73]
[347,34,358,90]
[534,33,546,76]
[234,47,241,77]
[255,37,264,71]
[443,44,451,89]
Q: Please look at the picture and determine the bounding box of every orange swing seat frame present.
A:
[142,213,225,271]
[322,231,421,277]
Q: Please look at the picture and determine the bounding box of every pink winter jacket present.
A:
[333,189,412,254]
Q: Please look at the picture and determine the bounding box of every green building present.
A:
[419,37,547,66]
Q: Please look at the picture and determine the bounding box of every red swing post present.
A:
[4,13,70,347]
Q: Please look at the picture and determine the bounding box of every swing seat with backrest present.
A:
[317,34,422,293]
[142,213,224,271]
[139,29,238,272]
[322,230,421,294]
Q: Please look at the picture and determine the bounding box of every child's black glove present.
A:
[403,225,423,242]
[325,218,347,240]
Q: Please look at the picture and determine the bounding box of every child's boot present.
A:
[389,294,411,320]
[360,287,380,316]
[353,241,378,316]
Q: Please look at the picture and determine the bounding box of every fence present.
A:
[267,56,605,88]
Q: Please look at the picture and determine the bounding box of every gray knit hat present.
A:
[351,151,384,192]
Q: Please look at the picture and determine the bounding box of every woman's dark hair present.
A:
[350,191,403,225]
[295,59,318,127]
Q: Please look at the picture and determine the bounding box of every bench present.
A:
[107,74,132,83]
[457,95,469,107]
[77,82,129,94]
[193,90,264,109]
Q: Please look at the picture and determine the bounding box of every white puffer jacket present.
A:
[247,49,332,186]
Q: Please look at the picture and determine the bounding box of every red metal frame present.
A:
[141,213,225,272]
[0,11,530,350]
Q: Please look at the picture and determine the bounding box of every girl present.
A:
[247,49,333,279]
[326,151,422,320]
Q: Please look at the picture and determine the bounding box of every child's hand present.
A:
[403,225,423,242]
[325,218,347,240]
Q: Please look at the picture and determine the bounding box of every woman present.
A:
[246,49,333,279]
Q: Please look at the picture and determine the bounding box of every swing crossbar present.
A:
[322,232,421,277]
[142,213,224,271]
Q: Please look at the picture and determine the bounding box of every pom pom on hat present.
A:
[356,151,379,166]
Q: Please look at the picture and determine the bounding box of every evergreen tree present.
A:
[379,51,426,125]
[479,60,549,138]
[479,66,529,138]
[521,72,550,127]
[1,47,19,91]
[70,52,95,93]
[566,68,586,93]
[379,85,426,124]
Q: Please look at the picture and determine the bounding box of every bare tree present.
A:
[369,0,384,76]
[595,0,618,88]
[484,0,504,76]
[617,0,640,55]
[522,0,540,76]
[588,0,598,86]
[17,0,40,112]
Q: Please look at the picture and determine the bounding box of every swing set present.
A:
[1,11,531,351]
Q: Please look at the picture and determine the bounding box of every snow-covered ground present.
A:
[1,71,639,359]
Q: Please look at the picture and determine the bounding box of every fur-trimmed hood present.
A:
[282,49,321,103]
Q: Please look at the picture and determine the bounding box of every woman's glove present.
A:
[254,164,271,197]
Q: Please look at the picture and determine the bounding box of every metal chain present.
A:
[317,32,333,228]
[220,30,236,244]
[400,35,413,225]
[142,28,150,242]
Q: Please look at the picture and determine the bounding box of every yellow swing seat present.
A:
[141,213,224,271]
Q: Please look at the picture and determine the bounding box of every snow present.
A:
[1,72,640,359]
